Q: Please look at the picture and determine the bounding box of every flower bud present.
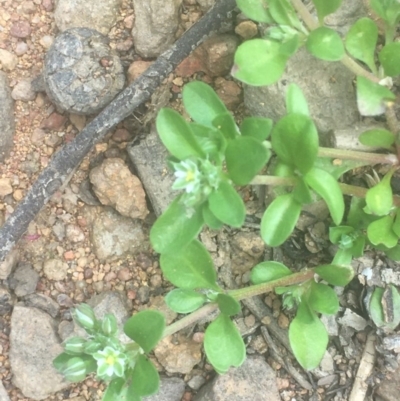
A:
[73,304,97,330]
[64,337,86,355]
[101,314,118,336]
[62,357,87,382]
[84,341,102,354]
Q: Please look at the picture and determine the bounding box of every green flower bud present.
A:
[64,337,86,355]
[101,314,118,336]
[73,304,97,330]
[62,357,87,382]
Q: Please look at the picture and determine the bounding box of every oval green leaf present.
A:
[269,0,302,29]
[271,113,319,175]
[212,113,238,141]
[311,0,343,22]
[123,310,165,353]
[307,282,339,315]
[356,76,396,116]
[359,128,395,149]
[202,202,224,230]
[165,289,207,314]
[130,355,159,396]
[306,27,344,61]
[208,181,246,228]
[225,136,270,185]
[182,81,228,127]
[102,378,126,401]
[216,294,241,316]
[232,39,288,86]
[261,193,302,247]
[289,301,328,370]
[379,42,400,77]
[315,264,354,286]
[365,172,394,216]
[204,314,246,374]
[367,215,398,248]
[250,261,292,284]
[160,239,219,290]
[240,117,273,141]
[304,167,344,225]
[345,18,378,74]
[150,197,204,254]
[156,108,205,160]
[285,83,310,116]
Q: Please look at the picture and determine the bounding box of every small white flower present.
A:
[93,346,127,379]
[172,160,201,193]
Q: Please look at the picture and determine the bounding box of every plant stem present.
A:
[162,269,315,338]
[318,147,399,165]
[290,0,379,83]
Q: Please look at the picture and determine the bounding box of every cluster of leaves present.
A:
[234,0,400,118]
[54,304,165,401]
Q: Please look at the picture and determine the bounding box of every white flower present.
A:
[93,346,127,379]
[172,160,201,193]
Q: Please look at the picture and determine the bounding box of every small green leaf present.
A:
[204,314,246,373]
[379,42,400,77]
[102,378,126,401]
[385,244,400,261]
[124,310,165,353]
[369,286,400,331]
[307,282,339,315]
[356,76,396,116]
[250,261,292,284]
[359,129,395,149]
[345,18,378,74]
[232,39,288,86]
[212,113,238,141]
[285,84,310,116]
[225,136,270,185]
[269,0,302,29]
[53,352,76,371]
[208,182,246,228]
[304,167,344,225]
[156,108,205,160]
[271,113,319,175]
[182,81,228,127]
[150,197,204,254]
[306,27,344,61]
[332,248,354,266]
[367,215,398,248]
[165,289,207,314]
[160,239,219,290]
[261,193,302,247]
[240,117,273,141]
[216,294,241,316]
[202,203,224,230]
[370,0,400,23]
[63,337,86,355]
[329,226,355,245]
[311,0,343,22]
[365,171,394,216]
[130,355,159,396]
[236,0,272,23]
[314,157,368,180]
[289,301,328,370]
[315,264,354,286]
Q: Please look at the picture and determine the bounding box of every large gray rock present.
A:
[145,377,185,401]
[194,356,280,401]
[43,28,125,115]
[54,0,122,35]
[9,306,68,400]
[244,47,359,134]
[0,72,15,161]
[84,206,147,261]
[132,0,182,57]
[128,127,175,216]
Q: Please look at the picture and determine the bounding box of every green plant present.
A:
[55,0,400,398]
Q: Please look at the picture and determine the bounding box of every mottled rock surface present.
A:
[8,264,39,297]
[132,0,182,57]
[9,306,67,400]
[54,0,122,35]
[147,377,186,401]
[89,158,149,219]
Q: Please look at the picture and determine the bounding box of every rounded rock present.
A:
[42,28,125,115]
